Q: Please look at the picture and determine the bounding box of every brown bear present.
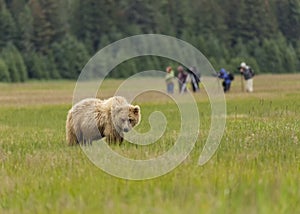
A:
[66,96,141,145]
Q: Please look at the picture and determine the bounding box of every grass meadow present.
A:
[0,74,300,213]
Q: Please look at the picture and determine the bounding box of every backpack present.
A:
[249,68,255,77]
[228,72,234,81]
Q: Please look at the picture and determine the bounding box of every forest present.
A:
[0,0,299,82]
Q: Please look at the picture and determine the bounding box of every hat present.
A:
[240,62,246,68]
[220,68,226,74]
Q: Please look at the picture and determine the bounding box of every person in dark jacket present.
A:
[177,66,188,94]
[239,62,254,92]
[218,68,233,92]
[188,66,201,92]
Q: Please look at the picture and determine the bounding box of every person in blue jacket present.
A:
[218,68,233,92]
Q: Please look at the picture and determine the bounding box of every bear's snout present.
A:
[123,128,129,132]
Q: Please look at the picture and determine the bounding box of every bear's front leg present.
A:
[105,133,123,144]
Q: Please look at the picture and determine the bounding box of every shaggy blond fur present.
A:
[66,96,141,145]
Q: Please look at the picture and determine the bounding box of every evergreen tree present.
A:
[259,39,283,73]
[287,0,300,42]
[233,37,249,57]
[27,51,57,79]
[1,47,19,82]
[123,0,158,34]
[4,0,26,18]
[27,53,48,79]
[276,0,300,43]
[208,57,218,71]
[150,0,175,35]
[17,5,34,53]
[227,0,277,44]
[0,59,10,82]
[71,0,113,52]
[191,0,228,42]
[218,58,228,72]
[1,43,27,82]
[0,0,299,80]
[205,36,226,61]
[13,45,27,82]
[47,51,60,79]
[0,1,16,48]
[246,38,260,56]
[39,0,68,43]
[282,45,297,73]
[195,35,207,55]
[273,33,298,73]
[29,0,52,54]
[295,41,300,71]
[51,34,89,79]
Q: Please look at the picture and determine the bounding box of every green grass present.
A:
[0,75,300,213]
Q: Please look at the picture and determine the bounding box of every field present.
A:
[0,74,300,213]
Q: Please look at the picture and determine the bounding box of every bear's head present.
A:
[128,105,141,128]
[112,105,141,134]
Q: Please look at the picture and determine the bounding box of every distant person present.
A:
[218,68,233,92]
[165,66,175,94]
[239,62,254,92]
[188,66,201,92]
[177,66,188,94]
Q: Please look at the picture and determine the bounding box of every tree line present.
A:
[0,0,299,82]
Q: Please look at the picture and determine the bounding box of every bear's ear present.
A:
[131,105,140,115]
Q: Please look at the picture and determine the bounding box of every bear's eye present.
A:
[121,118,126,122]
[129,119,133,123]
